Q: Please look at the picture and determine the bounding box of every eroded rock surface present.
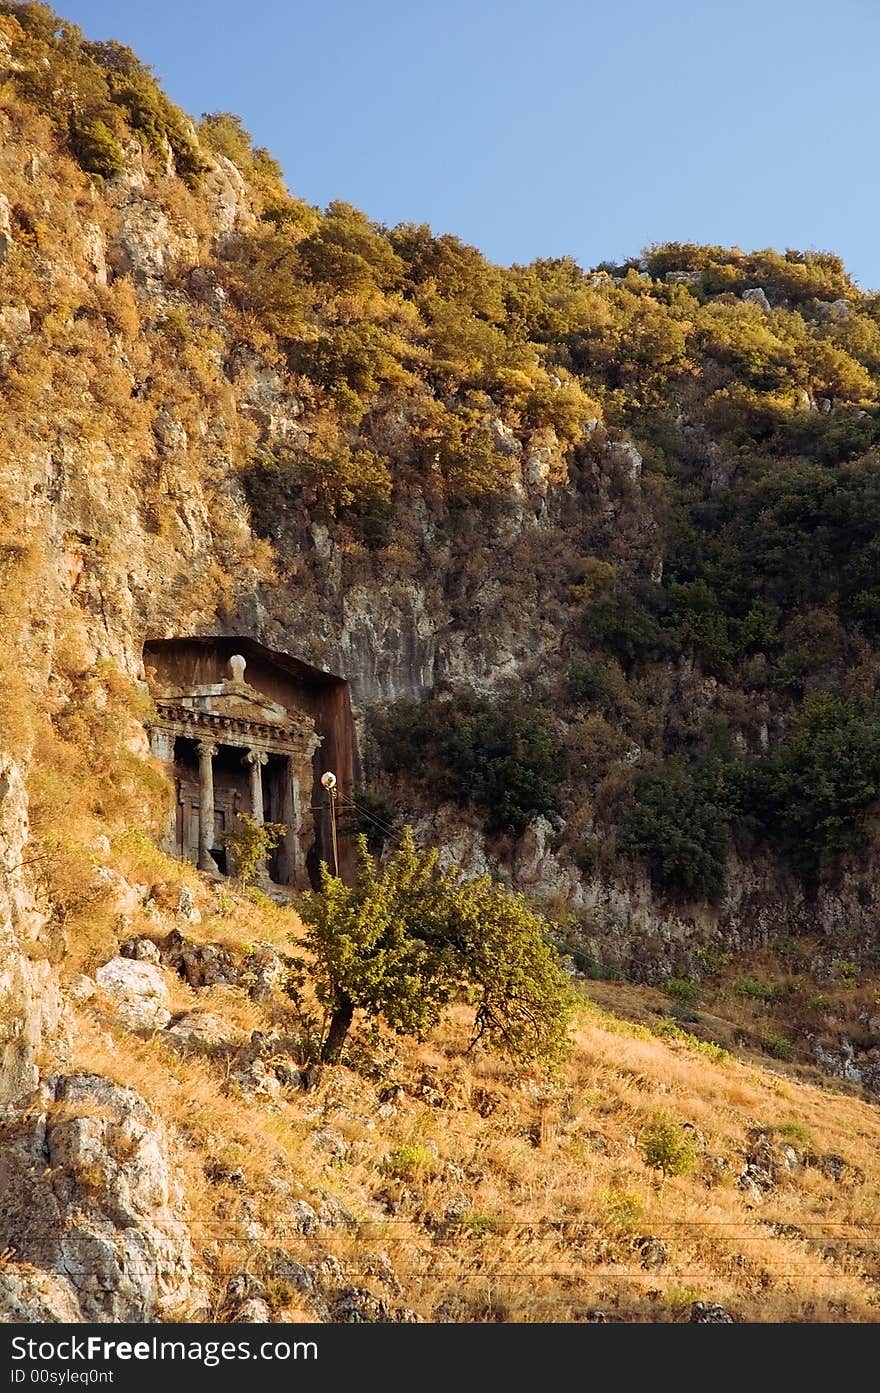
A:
[0,1073,202,1322]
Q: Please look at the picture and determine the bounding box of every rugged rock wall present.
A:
[1,50,875,1031]
[4,8,880,1326]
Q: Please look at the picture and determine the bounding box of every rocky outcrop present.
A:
[0,1073,203,1322]
[95,957,172,1032]
[0,757,64,1103]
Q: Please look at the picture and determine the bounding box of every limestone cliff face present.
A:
[0,756,64,1100]
[0,73,875,1032]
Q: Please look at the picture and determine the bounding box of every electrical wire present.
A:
[338,794,403,844]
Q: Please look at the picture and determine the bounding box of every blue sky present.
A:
[60,0,880,287]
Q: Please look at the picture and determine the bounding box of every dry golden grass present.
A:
[65,888,880,1324]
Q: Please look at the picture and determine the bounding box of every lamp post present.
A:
[320,770,339,877]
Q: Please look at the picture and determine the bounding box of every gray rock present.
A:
[95,956,170,1031]
[779,1144,799,1171]
[743,287,771,312]
[315,1192,358,1232]
[119,937,160,963]
[0,758,65,1103]
[737,1172,765,1205]
[224,1272,272,1321]
[177,885,201,923]
[243,945,287,1002]
[635,1235,668,1269]
[163,933,239,990]
[0,304,30,338]
[489,417,522,457]
[689,1301,736,1323]
[609,440,642,481]
[165,1010,231,1049]
[286,1199,319,1236]
[187,266,227,310]
[231,1297,272,1323]
[0,1073,201,1321]
[261,1254,331,1321]
[310,1127,349,1161]
[443,1194,471,1224]
[817,297,850,320]
[804,1151,848,1182]
[228,1055,281,1098]
[68,974,96,1003]
[665,270,701,286]
[329,1286,422,1324]
[0,1268,83,1322]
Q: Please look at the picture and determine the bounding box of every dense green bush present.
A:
[566,660,616,706]
[580,581,679,671]
[373,692,563,837]
[640,1112,697,1176]
[1,5,207,180]
[619,759,732,899]
[741,694,880,880]
[68,115,123,177]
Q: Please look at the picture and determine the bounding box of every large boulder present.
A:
[0,758,65,1103]
[0,1268,83,1322]
[742,287,771,312]
[0,1073,202,1322]
[96,956,171,1031]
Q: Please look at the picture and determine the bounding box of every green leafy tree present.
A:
[298,829,573,1064]
[374,693,563,837]
[223,814,285,887]
[742,693,880,880]
[620,759,732,900]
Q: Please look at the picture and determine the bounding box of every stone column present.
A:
[149,727,177,853]
[243,749,268,824]
[196,740,219,873]
[279,755,305,887]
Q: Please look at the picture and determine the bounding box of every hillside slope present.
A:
[1,1,880,1322]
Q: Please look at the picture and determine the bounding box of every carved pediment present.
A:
[151,655,318,746]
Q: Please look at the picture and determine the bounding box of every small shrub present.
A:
[460,1212,509,1237]
[805,992,830,1011]
[640,1112,697,1176]
[773,1121,812,1149]
[575,838,600,875]
[567,660,614,706]
[601,1188,644,1236]
[694,946,732,975]
[69,116,124,177]
[834,959,859,986]
[734,977,778,1001]
[387,1143,435,1177]
[663,977,699,1004]
[664,1003,701,1024]
[222,815,285,887]
[667,1286,702,1313]
[759,1029,794,1061]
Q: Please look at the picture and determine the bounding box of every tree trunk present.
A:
[321,993,355,1063]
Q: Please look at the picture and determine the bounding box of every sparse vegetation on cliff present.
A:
[5,0,880,1326]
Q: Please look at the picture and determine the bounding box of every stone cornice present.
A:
[151,701,320,757]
